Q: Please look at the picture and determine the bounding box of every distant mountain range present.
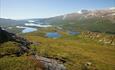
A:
[0,7,115,34]
[0,18,28,27]
[43,7,115,34]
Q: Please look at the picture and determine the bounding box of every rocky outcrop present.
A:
[31,55,66,70]
[0,27,31,48]
[82,31,115,46]
[0,27,66,70]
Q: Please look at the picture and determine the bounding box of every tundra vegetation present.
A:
[0,28,115,70]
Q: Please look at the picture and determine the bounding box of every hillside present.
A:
[0,18,28,33]
[42,8,115,34]
[0,8,115,70]
[0,18,27,26]
[0,28,115,70]
[0,8,115,34]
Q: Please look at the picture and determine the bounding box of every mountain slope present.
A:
[0,18,26,27]
[43,8,115,34]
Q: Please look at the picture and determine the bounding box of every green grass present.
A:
[0,56,43,70]
[25,30,115,70]
[49,17,115,34]
[0,29,115,70]
[0,42,43,70]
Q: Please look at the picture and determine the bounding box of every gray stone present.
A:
[33,55,66,70]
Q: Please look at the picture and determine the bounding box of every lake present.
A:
[69,31,80,35]
[16,26,37,33]
[46,31,80,38]
[46,32,61,38]
[22,27,37,33]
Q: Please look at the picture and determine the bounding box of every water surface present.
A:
[46,32,61,38]
[16,26,37,33]
[22,27,37,33]
[69,31,80,35]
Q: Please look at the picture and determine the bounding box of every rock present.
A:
[111,42,115,46]
[82,62,98,70]
[0,27,67,70]
[33,55,66,70]
[85,62,92,66]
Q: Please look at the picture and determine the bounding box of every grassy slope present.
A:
[48,16,115,33]
[25,29,115,70]
[0,56,43,70]
[0,42,43,70]
[0,29,115,70]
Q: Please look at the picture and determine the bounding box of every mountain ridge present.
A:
[0,7,115,34]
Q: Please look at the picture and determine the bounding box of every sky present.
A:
[0,0,115,19]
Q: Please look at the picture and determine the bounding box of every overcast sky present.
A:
[0,0,115,19]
